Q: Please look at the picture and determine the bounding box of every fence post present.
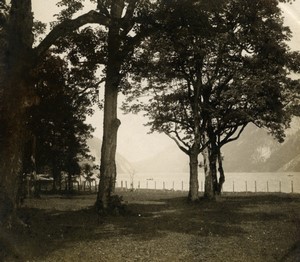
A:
[267,181,269,193]
[121,180,123,189]
[279,181,281,193]
[138,181,140,189]
[163,181,165,190]
[245,181,248,193]
[172,181,174,190]
[131,181,134,190]
[291,181,294,193]
[233,181,235,193]
[146,180,148,189]
[255,181,257,193]
[155,181,156,190]
[125,181,128,189]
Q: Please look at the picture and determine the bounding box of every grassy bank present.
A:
[1,190,300,261]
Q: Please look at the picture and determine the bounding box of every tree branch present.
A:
[120,0,138,36]
[164,131,189,155]
[35,10,110,58]
[76,78,106,97]
[220,123,247,146]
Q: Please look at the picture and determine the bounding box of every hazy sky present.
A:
[32,1,300,163]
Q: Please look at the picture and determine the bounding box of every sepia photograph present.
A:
[0,0,300,261]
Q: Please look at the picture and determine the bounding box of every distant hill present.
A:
[133,118,300,173]
[222,122,300,172]
[133,145,189,173]
[87,137,134,174]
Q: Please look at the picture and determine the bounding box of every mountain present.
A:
[133,118,300,173]
[222,122,300,172]
[87,137,134,174]
[133,145,189,173]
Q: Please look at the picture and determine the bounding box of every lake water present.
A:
[117,172,300,193]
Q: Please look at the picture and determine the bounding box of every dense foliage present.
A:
[0,0,300,227]
[23,54,96,188]
[123,0,300,198]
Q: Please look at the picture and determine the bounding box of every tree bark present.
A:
[0,0,35,227]
[216,148,225,195]
[188,152,199,201]
[96,81,121,209]
[202,132,216,200]
[187,75,202,201]
[209,147,218,195]
[96,0,124,210]
[206,125,223,196]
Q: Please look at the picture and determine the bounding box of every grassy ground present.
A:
[1,190,300,262]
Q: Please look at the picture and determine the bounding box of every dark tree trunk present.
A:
[203,148,214,200]
[96,0,124,210]
[67,173,73,192]
[188,152,199,201]
[0,0,35,227]
[30,135,37,174]
[202,133,216,200]
[30,135,39,198]
[209,146,218,194]
[52,164,60,192]
[206,125,224,195]
[216,148,225,195]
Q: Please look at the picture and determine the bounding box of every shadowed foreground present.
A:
[1,190,300,261]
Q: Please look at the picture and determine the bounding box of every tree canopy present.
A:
[0,0,300,226]
[123,0,300,199]
[26,54,96,185]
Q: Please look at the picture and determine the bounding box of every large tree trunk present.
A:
[188,152,199,201]
[96,83,120,209]
[0,0,35,227]
[187,76,202,202]
[202,133,216,200]
[96,0,124,210]
[206,126,223,196]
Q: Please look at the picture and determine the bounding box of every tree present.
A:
[37,0,164,210]
[0,0,164,225]
[28,54,96,191]
[0,0,107,225]
[123,0,300,200]
[200,0,300,197]
[0,0,37,226]
[93,0,165,211]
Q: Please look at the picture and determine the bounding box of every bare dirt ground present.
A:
[1,190,300,262]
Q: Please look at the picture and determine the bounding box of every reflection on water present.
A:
[117,172,300,193]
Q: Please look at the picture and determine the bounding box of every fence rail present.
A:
[32,178,298,194]
[115,179,297,193]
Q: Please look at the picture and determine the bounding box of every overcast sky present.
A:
[32,1,300,163]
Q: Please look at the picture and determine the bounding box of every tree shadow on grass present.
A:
[3,193,299,261]
[116,194,297,241]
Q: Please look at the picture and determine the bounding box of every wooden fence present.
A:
[116,179,297,193]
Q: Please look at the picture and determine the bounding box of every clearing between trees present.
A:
[1,190,300,262]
